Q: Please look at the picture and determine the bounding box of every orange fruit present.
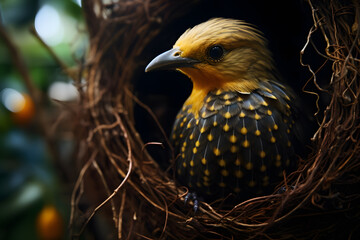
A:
[36,205,64,240]
[11,93,35,125]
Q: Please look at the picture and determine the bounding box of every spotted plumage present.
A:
[145,18,304,203]
[171,80,297,199]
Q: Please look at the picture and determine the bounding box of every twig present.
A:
[70,150,97,237]
[29,26,75,79]
[78,123,133,236]
[92,160,119,227]
[0,23,67,180]
[117,190,126,240]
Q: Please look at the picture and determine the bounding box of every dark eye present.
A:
[208,45,224,61]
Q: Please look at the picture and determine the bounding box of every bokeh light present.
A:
[73,0,82,7]
[1,88,25,113]
[48,81,79,102]
[34,4,64,46]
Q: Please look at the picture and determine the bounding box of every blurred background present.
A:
[0,0,85,239]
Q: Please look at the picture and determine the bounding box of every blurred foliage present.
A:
[0,0,86,239]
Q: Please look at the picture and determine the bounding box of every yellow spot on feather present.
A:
[242,140,250,148]
[235,170,243,178]
[260,165,266,172]
[264,87,272,93]
[221,169,229,177]
[218,159,226,167]
[224,112,231,119]
[245,162,253,170]
[230,146,238,153]
[240,127,247,135]
[286,159,290,166]
[248,180,256,187]
[229,135,237,143]
[213,148,221,156]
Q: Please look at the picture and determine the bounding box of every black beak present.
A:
[145,48,200,72]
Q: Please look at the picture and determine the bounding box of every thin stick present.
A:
[92,160,118,227]
[69,150,97,236]
[117,190,127,240]
[0,24,66,180]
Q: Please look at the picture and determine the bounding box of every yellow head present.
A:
[146,18,276,113]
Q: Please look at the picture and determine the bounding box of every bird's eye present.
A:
[208,45,224,61]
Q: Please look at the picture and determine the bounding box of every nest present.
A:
[70,0,360,239]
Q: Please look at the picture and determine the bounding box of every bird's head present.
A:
[146,18,277,114]
[146,18,276,92]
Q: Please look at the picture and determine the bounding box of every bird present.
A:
[145,18,303,208]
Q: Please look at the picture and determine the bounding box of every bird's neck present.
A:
[184,86,210,117]
[183,71,260,116]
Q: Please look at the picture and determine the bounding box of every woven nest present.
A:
[70,0,360,239]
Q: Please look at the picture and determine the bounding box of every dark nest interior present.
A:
[69,0,360,239]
